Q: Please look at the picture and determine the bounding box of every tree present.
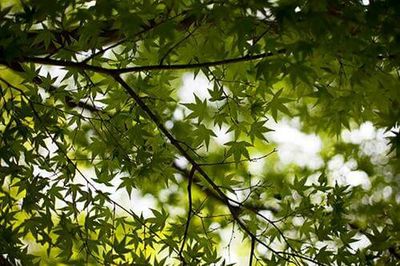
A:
[0,0,399,265]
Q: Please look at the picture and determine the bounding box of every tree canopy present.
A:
[0,0,400,265]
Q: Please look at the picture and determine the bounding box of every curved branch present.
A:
[14,49,285,75]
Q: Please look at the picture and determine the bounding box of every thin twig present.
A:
[178,166,195,263]
[249,236,255,266]
[198,149,276,166]
[159,26,199,65]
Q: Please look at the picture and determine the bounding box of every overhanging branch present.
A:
[1,49,286,76]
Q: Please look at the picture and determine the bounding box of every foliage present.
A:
[0,0,400,265]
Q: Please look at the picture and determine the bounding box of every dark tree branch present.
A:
[159,26,199,66]
[172,162,279,214]
[13,49,286,75]
[198,149,276,166]
[179,166,195,263]
[115,49,287,73]
[81,39,126,64]
[249,236,255,266]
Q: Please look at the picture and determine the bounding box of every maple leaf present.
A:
[182,94,209,122]
[265,89,292,121]
[248,120,273,143]
[193,124,216,150]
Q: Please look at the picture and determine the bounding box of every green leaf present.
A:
[225,141,252,162]
[183,95,209,122]
[193,124,216,150]
[265,89,292,121]
[248,120,272,143]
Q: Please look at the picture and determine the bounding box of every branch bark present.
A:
[178,166,195,262]
[9,49,286,75]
